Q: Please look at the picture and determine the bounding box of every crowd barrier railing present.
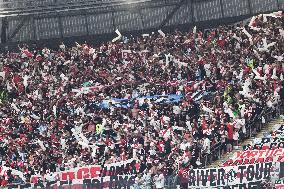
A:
[202,104,282,168]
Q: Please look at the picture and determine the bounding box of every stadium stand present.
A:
[0,1,283,189]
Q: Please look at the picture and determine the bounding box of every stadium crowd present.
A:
[0,11,283,188]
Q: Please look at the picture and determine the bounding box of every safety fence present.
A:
[1,0,284,50]
[201,104,283,168]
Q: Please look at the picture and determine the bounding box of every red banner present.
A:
[223,149,284,166]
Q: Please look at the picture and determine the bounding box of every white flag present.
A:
[242,28,253,45]
[0,72,5,79]
[279,29,284,37]
[193,26,197,34]
[257,38,276,52]
[158,29,166,38]
[112,29,122,43]
[262,116,266,124]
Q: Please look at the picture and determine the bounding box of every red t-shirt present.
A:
[201,119,207,130]
[3,66,11,75]
[13,75,22,85]
[217,39,226,48]
[1,179,8,186]
[227,123,234,140]
[17,83,25,93]
[157,141,165,152]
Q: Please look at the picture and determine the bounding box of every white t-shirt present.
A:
[149,149,156,156]
[180,142,190,151]
[235,119,245,129]
[155,173,165,189]
[204,63,211,77]
[233,131,239,141]
[203,138,211,154]
[173,105,181,115]
[186,121,192,132]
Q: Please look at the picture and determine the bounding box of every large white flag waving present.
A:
[112,29,122,43]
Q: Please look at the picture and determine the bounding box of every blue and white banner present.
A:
[98,94,183,109]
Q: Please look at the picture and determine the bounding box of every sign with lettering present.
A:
[223,149,284,166]
[7,162,281,189]
[243,137,284,150]
[30,158,139,183]
[179,162,278,188]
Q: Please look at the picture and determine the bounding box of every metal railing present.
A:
[201,104,283,168]
[1,0,282,44]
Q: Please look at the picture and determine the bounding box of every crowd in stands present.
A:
[0,11,283,188]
